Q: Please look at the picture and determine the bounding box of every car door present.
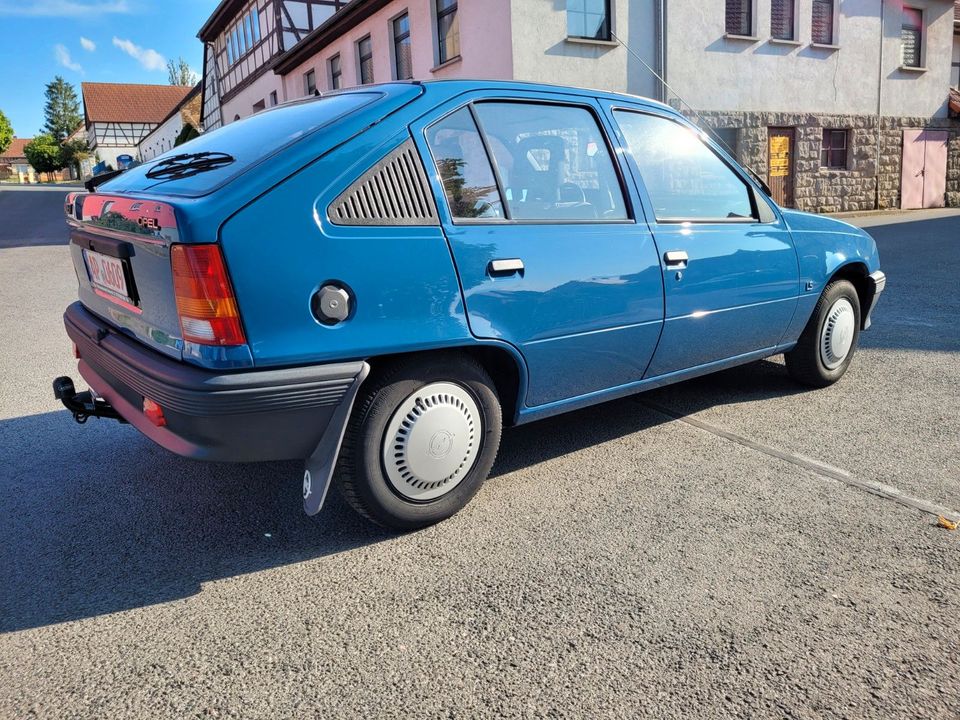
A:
[605,106,800,378]
[411,92,664,408]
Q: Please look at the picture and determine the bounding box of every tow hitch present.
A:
[53,376,127,424]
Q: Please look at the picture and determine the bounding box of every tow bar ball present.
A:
[52,376,126,424]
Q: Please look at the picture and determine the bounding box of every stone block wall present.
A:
[690,110,960,213]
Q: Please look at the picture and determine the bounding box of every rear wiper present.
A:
[145,152,235,181]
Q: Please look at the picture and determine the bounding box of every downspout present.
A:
[875,0,886,210]
[658,0,667,102]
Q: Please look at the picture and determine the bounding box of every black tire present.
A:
[337,353,502,531]
[785,279,861,388]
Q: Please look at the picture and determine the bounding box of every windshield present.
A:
[101,92,381,198]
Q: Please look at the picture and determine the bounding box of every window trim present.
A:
[423,97,637,227]
[357,34,374,85]
[393,11,413,81]
[435,0,460,66]
[304,68,317,96]
[566,0,613,42]
[610,106,773,226]
[328,53,342,90]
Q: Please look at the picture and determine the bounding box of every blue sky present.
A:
[0,1,217,138]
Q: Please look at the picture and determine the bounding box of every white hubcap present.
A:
[820,297,856,370]
[382,382,481,501]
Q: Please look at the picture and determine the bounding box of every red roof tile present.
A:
[0,138,32,160]
[82,82,194,124]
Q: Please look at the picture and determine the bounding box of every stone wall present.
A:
[690,110,960,213]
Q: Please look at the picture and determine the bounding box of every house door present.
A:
[768,128,795,207]
[901,130,949,209]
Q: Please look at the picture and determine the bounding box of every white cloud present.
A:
[79,36,96,52]
[54,43,83,73]
[0,0,129,17]
[112,36,165,71]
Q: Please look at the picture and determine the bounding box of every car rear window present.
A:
[100,92,381,198]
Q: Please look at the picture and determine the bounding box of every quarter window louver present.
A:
[771,0,795,40]
[725,0,752,36]
[812,0,834,44]
[329,139,438,226]
[901,8,922,68]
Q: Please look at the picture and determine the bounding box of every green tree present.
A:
[24,134,64,175]
[42,76,82,142]
[167,57,198,86]
[174,123,199,147]
[0,110,12,156]
[61,137,91,176]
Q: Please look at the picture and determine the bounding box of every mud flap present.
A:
[303,361,370,516]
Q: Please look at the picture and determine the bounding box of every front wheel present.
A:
[337,354,502,531]
[785,279,861,387]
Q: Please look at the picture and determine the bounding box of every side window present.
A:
[614,111,755,222]
[425,107,504,220]
[472,102,628,221]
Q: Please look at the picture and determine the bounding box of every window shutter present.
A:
[812,0,834,44]
[771,0,794,40]
[725,0,751,36]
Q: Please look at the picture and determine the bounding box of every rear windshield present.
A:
[101,92,381,198]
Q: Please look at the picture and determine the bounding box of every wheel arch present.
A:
[364,342,527,426]
[828,261,873,329]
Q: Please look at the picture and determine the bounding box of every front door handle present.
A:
[487,258,525,277]
[664,250,688,267]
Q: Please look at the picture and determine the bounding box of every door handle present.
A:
[664,250,688,267]
[487,258,524,277]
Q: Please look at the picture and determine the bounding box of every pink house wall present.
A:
[279,0,513,100]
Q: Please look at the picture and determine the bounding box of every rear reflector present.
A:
[143,398,166,427]
[170,244,246,346]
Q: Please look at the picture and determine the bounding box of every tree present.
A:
[0,110,12,156]
[61,137,92,176]
[24,134,64,174]
[174,123,199,147]
[42,76,82,142]
[167,57,198,86]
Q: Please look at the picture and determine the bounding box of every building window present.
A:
[358,35,374,84]
[329,54,342,89]
[252,98,266,113]
[269,90,278,106]
[901,7,923,68]
[770,0,795,41]
[811,0,835,45]
[436,0,459,64]
[393,13,413,80]
[725,0,752,36]
[567,0,611,41]
[821,129,848,169]
[251,7,261,42]
[304,69,317,96]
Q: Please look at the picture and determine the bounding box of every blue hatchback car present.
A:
[55,80,885,529]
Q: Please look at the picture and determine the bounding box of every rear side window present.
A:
[425,107,504,220]
[614,110,755,223]
[472,102,628,221]
[102,93,380,198]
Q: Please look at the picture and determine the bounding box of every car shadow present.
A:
[1,358,805,633]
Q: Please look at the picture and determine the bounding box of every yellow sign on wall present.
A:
[770,136,791,178]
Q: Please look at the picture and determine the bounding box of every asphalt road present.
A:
[1,184,958,719]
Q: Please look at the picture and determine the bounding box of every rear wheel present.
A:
[338,354,502,530]
[785,279,861,387]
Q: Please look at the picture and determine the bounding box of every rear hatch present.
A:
[66,87,421,365]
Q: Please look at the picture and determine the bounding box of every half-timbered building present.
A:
[198,0,351,130]
[80,82,195,169]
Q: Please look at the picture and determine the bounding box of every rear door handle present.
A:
[487,258,525,277]
[664,250,688,267]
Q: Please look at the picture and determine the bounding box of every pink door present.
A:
[921,131,948,209]
[901,129,949,209]
[901,130,925,209]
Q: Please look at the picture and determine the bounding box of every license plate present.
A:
[83,249,132,303]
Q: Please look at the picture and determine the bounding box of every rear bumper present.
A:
[863,270,886,330]
[64,302,366,462]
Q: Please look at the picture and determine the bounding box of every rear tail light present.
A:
[170,244,246,346]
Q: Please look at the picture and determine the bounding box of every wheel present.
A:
[785,279,861,387]
[337,354,502,530]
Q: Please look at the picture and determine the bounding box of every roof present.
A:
[0,138,31,160]
[81,82,194,125]
[950,88,960,118]
[198,0,245,40]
